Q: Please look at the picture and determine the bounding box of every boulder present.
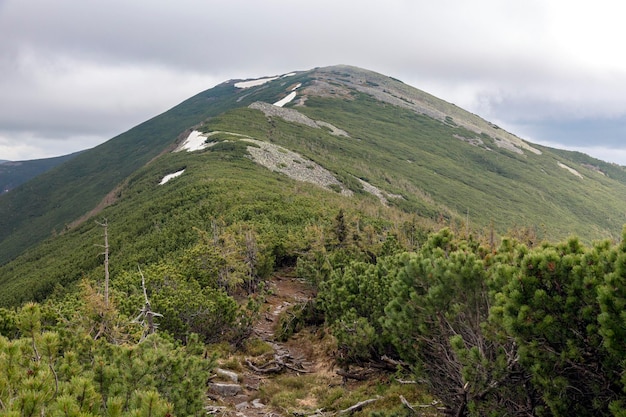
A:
[208,383,242,397]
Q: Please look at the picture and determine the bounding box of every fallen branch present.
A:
[400,396,445,413]
[338,397,381,415]
[336,369,368,381]
[400,395,416,413]
[380,355,409,369]
[395,378,417,384]
[284,362,312,373]
[246,359,282,374]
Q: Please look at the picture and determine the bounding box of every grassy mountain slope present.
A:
[0,152,82,195]
[0,75,302,265]
[200,66,626,241]
[2,65,626,305]
[0,142,411,306]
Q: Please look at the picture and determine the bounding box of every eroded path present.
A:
[207,269,335,417]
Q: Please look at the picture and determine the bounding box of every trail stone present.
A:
[217,368,239,383]
[251,399,266,408]
[235,401,249,410]
[209,383,242,397]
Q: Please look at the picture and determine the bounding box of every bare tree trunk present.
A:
[138,265,157,335]
[135,265,162,340]
[96,219,110,308]
[244,230,258,293]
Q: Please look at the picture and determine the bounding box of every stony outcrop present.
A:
[242,138,353,196]
[249,102,349,137]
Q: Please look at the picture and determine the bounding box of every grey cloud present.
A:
[511,117,626,149]
[2,0,626,163]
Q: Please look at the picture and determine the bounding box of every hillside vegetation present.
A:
[0,152,81,195]
[1,65,626,416]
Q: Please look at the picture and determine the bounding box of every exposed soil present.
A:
[206,269,339,417]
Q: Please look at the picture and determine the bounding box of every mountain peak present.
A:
[1,64,625,271]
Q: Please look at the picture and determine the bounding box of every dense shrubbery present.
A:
[0,197,411,415]
[0,302,213,417]
[319,227,626,416]
[6,68,626,417]
[4,215,626,416]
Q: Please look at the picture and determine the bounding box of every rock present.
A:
[251,399,265,409]
[216,368,239,383]
[235,401,249,410]
[208,383,242,397]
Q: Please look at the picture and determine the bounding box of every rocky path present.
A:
[207,270,325,417]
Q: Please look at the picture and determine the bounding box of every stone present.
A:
[208,383,242,397]
[216,368,239,383]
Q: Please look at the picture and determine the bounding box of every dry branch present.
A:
[245,359,282,374]
[400,395,416,413]
[338,397,381,415]
[395,378,417,384]
[336,369,368,381]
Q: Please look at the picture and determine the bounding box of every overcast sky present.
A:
[2,1,626,164]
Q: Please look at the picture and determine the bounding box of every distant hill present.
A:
[2,64,626,304]
[0,152,82,195]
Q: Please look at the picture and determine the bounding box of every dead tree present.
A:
[134,265,162,341]
[95,219,110,307]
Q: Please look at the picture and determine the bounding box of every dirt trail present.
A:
[207,270,331,417]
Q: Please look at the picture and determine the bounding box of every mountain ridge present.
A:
[3,65,626,417]
[0,151,82,195]
[1,65,626,272]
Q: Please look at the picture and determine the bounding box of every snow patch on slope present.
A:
[273,91,297,107]
[235,76,279,89]
[273,82,303,107]
[159,169,185,185]
[176,131,210,152]
[234,72,298,89]
[175,131,223,152]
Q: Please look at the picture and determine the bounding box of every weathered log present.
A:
[338,397,381,414]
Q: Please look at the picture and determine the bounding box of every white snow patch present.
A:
[283,72,297,77]
[290,83,302,91]
[235,76,279,89]
[176,131,220,152]
[557,162,584,179]
[273,91,297,107]
[177,131,209,152]
[159,169,185,185]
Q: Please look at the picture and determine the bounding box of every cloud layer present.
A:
[2,0,626,163]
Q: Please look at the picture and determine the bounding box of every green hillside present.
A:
[0,152,81,195]
[2,65,626,302]
[0,76,302,265]
[3,65,626,416]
